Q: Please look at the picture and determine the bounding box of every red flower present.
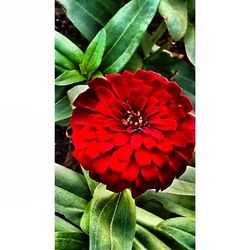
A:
[70,70,195,198]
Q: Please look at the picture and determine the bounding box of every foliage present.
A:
[55,164,195,250]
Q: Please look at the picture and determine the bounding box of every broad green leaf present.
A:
[55,186,88,226]
[55,164,91,200]
[57,0,118,41]
[123,52,143,72]
[55,31,85,65]
[136,206,163,229]
[55,216,82,233]
[55,86,68,103]
[55,49,76,70]
[184,23,195,65]
[157,217,195,250]
[158,0,188,41]
[133,238,148,250]
[187,0,195,23]
[144,51,195,107]
[55,232,88,250]
[101,0,160,73]
[67,85,89,106]
[55,96,72,122]
[137,190,195,218]
[80,200,92,235]
[135,224,172,250]
[81,166,98,195]
[164,179,195,196]
[56,64,68,74]
[55,70,86,86]
[81,29,106,77]
[179,166,195,183]
[89,184,136,250]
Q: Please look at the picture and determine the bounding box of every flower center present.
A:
[121,110,145,129]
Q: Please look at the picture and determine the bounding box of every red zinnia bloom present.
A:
[70,70,195,198]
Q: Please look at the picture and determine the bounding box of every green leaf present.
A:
[55,96,72,123]
[55,49,76,70]
[187,0,195,23]
[80,200,92,235]
[56,64,68,75]
[81,29,106,77]
[156,217,195,250]
[135,224,172,250]
[133,238,148,250]
[55,70,86,86]
[55,164,91,200]
[158,0,188,41]
[67,85,89,106]
[55,186,88,226]
[55,232,88,250]
[57,0,118,41]
[81,167,98,195]
[164,179,195,196]
[55,216,82,233]
[101,0,160,73]
[55,86,68,103]
[184,23,195,65]
[179,166,195,183]
[144,51,195,107]
[136,206,163,229]
[55,31,85,65]
[137,190,195,218]
[123,52,143,72]
[89,184,136,250]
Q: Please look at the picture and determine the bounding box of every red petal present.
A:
[165,81,183,97]
[96,141,115,154]
[141,164,159,182]
[107,181,131,193]
[156,139,173,153]
[121,161,139,182]
[176,143,195,163]
[151,150,169,167]
[178,114,195,130]
[142,135,156,150]
[168,105,185,120]
[135,148,152,167]
[142,127,164,141]
[167,132,188,148]
[96,128,114,141]
[78,127,97,140]
[113,133,129,146]
[110,152,129,173]
[158,167,175,188]
[101,170,120,185]
[176,95,193,113]
[116,144,133,161]
[85,141,100,159]
[168,152,184,171]
[73,89,98,111]
[92,153,111,175]
[149,117,177,131]
[106,74,128,101]
[130,133,142,150]
[88,77,111,90]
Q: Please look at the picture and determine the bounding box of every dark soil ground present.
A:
[55,0,187,168]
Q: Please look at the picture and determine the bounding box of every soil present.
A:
[55,0,187,168]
